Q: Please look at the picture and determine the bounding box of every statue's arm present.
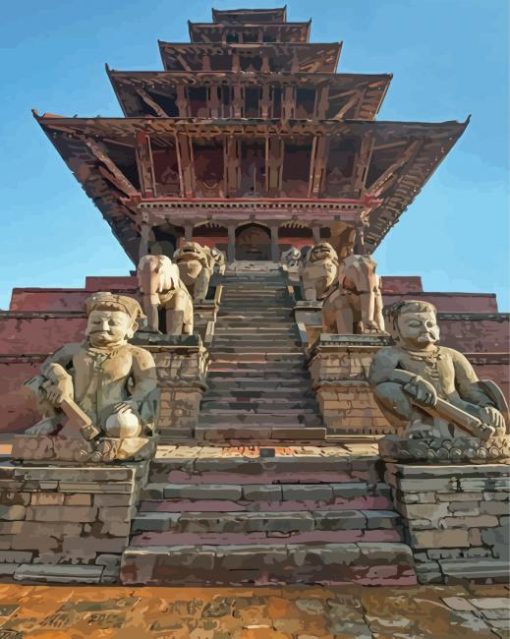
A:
[40,343,80,376]
[449,348,495,407]
[368,349,402,386]
[129,347,159,403]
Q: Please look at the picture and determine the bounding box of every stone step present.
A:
[200,401,318,412]
[214,328,299,335]
[141,480,388,501]
[210,353,305,363]
[148,450,381,479]
[194,425,326,442]
[210,347,304,355]
[207,371,309,380]
[132,509,401,538]
[203,390,316,401]
[120,542,417,586]
[212,338,302,347]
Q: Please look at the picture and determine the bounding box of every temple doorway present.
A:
[235,224,271,260]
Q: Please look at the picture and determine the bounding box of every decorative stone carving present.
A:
[137,254,194,336]
[300,242,339,301]
[207,247,226,275]
[14,292,160,462]
[174,241,214,300]
[322,254,385,334]
[281,246,303,272]
[368,300,510,462]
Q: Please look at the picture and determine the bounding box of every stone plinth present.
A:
[0,461,149,583]
[132,334,209,441]
[293,300,322,345]
[385,462,510,585]
[308,334,393,435]
[193,284,221,346]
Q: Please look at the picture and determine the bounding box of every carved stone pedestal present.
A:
[385,462,510,584]
[293,300,323,345]
[0,461,149,583]
[132,333,209,441]
[308,334,393,435]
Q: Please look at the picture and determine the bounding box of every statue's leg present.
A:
[374,291,385,332]
[166,308,185,335]
[374,382,414,422]
[142,294,160,332]
[25,415,61,436]
[194,271,210,300]
[334,297,354,334]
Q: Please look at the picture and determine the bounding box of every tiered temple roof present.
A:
[35,6,467,261]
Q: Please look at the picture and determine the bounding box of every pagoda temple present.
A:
[0,6,508,589]
[34,6,466,263]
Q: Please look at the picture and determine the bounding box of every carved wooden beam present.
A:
[136,89,169,118]
[135,132,157,198]
[176,85,189,117]
[209,84,220,117]
[233,83,243,117]
[315,84,330,119]
[175,132,195,197]
[334,91,362,120]
[368,139,423,197]
[308,135,330,197]
[266,136,284,193]
[84,137,137,198]
[352,134,375,195]
[261,84,271,118]
[224,134,240,196]
[282,86,295,120]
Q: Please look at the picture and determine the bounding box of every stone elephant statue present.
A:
[322,254,385,334]
[137,254,194,335]
[300,242,339,302]
[174,241,214,301]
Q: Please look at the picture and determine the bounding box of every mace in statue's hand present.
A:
[403,376,437,408]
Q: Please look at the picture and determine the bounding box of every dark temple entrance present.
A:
[235,224,271,260]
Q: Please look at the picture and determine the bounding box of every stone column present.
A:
[270,225,279,261]
[227,225,236,263]
[384,462,510,585]
[184,224,193,242]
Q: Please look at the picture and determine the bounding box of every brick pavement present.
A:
[0,583,506,638]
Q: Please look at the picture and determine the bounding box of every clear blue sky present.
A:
[0,0,508,309]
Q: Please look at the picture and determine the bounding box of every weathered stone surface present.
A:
[411,529,470,549]
[14,563,103,583]
[242,485,282,501]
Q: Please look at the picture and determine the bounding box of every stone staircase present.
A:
[120,444,416,586]
[196,265,326,443]
[120,263,417,586]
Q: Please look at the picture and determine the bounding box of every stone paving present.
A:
[0,583,506,638]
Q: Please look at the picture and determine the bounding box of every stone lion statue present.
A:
[137,254,194,335]
[174,241,214,301]
[300,242,339,301]
[322,254,385,334]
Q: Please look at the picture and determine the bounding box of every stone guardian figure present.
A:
[368,300,509,462]
[21,292,160,461]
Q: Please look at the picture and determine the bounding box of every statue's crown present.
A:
[85,292,145,321]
